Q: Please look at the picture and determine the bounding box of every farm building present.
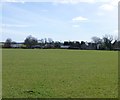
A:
[11,43,23,48]
[60,45,70,49]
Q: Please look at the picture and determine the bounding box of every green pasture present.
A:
[2,49,118,98]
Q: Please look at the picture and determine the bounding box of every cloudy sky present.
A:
[0,0,119,42]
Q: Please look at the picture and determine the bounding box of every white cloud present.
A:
[72,25,80,27]
[72,16,88,22]
[53,0,120,4]
[111,30,118,40]
[2,24,30,28]
[2,0,117,4]
[99,4,114,11]
[112,29,119,40]
[99,0,119,11]
[2,0,119,4]
[97,0,119,17]
[41,9,48,12]
[53,0,96,4]
[2,0,25,3]
[114,30,118,35]
[110,0,119,6]
[96,12,104,16]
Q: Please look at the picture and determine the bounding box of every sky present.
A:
[0,0,119,42]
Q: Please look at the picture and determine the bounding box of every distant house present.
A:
[81,43,87,49]
[60,45,70,49]
[112,41,120,50]
[43,44,54,49]
[96,44,101,50]
[87,43,96,50]
[31,45,42,49]
[0,42,4,48]
[11,43,23,48]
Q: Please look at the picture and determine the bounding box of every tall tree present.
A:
[24,35,38,48]
[64,41,69,45]
[4,38,12,48]
[102,35,113,50]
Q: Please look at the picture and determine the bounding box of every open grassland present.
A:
[2,49,118,98]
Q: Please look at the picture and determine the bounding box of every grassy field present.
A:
[2,49,118,98]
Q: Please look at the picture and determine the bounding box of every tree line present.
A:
[1,34,120,50]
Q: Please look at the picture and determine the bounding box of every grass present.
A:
[2,49,118,98]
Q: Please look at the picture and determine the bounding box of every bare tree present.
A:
[48,38,53,43]
[91,36,102,44]
[102,34,113,50]
[44,38,47,44]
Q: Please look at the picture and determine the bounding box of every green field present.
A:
[2,49,118,98]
